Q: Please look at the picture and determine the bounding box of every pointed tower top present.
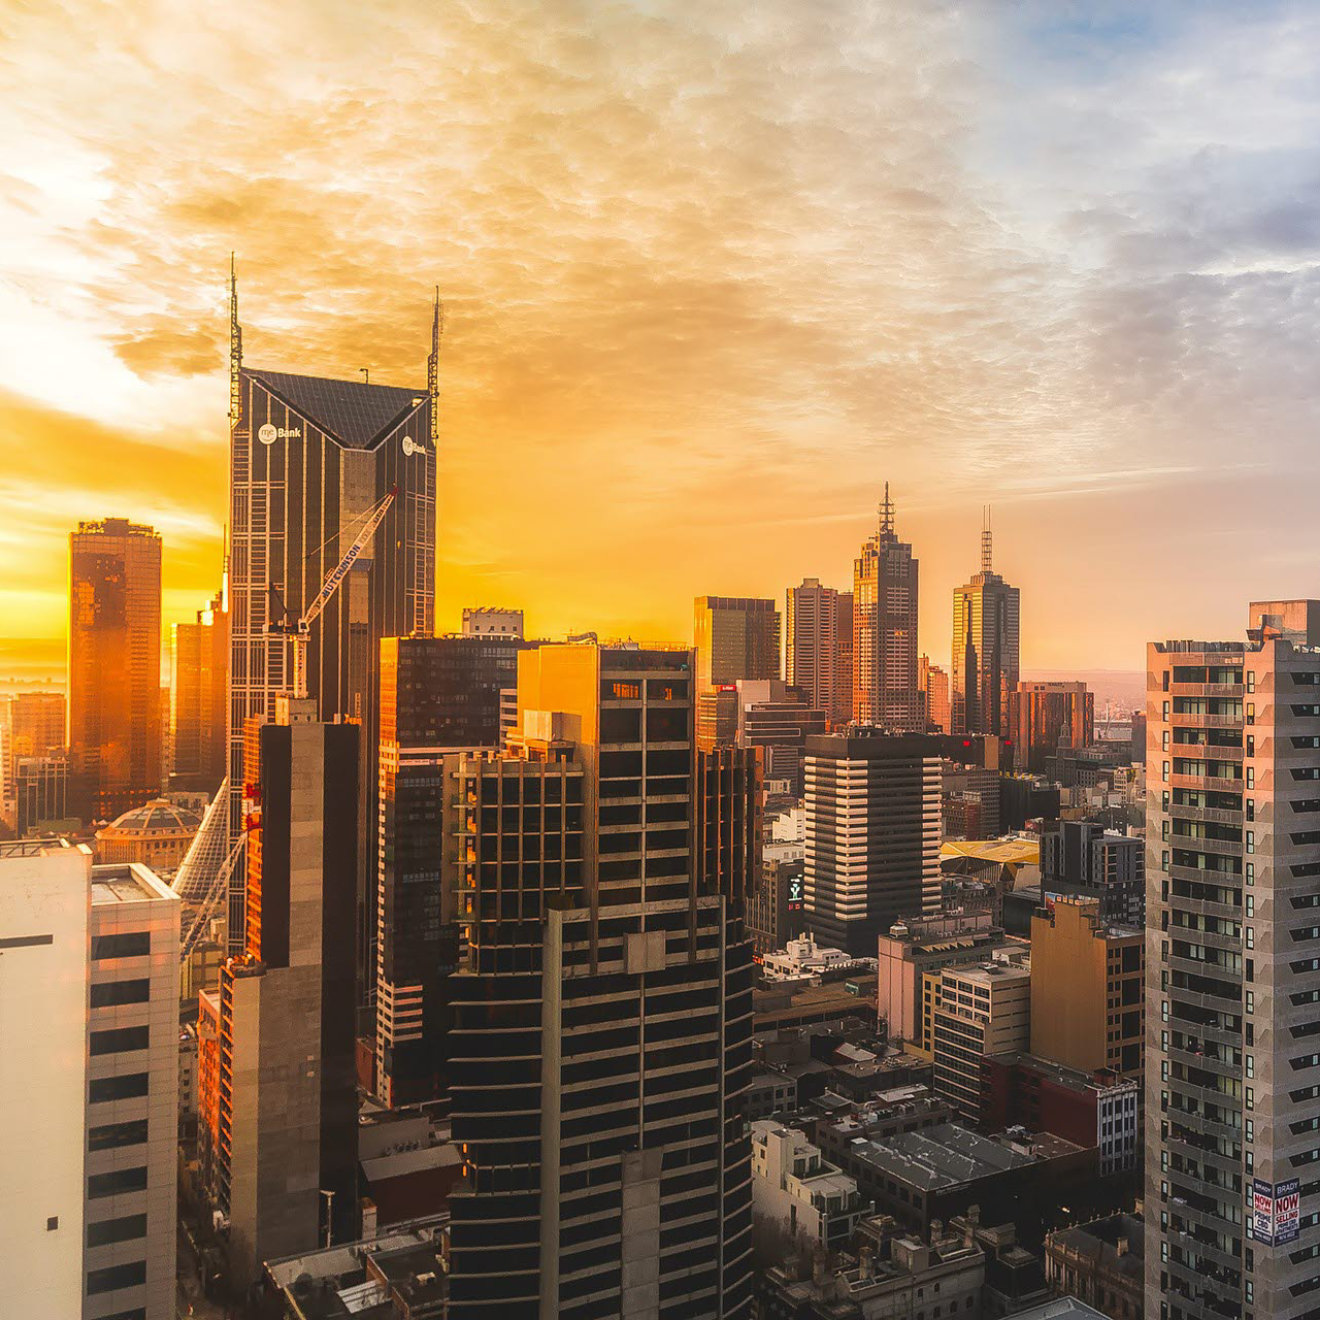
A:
[427,288,443,451]
[981,505,993,573]
[228,255,242,432]
[879,482,896,538]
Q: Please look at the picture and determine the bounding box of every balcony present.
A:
[1171,683,1243,698]
[1171,774,1244,794]
[1171,713,1242,730]
[1170,804,1244,828]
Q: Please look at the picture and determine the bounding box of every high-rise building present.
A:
[1145,600,1320,1319]
[786,578,850,725]
[444,643,758,1319]
[835,591,854,728]
[1009,680,1093,772]
[225,277,438,977]
[170,588,228,794]
[852,486,921,730]
[85,859,181,1320]
[0,839,180,1320]
[374,633,532,1106]
[919,656,951,733]
[803,732,941,957]
[931,955,1031,1118]
[1028,896,1142,1080]
[15,754,67,835]
[1041,820,1145,928]
[734,679,827,795]
[694,595,780,693]
[68,518,162,823]
[215,707,359,1289]
[0,838,91,1319]
[5,690,66,784]
[951,516,1019,737]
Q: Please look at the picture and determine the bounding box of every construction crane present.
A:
[180,833,246,965]
[268,486,397,703]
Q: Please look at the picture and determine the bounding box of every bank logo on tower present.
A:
[258,423,277,444]
[258,423,301,445]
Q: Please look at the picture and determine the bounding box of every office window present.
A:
[89,1119,149,1151]
[89,1073,148,1104]
[86,1261,146,1295]
[87,1214,147,1247]
[91,931,150,961]
[87,1166,148,1199]
[90,1025,149,1056]
[90,979,150,1008]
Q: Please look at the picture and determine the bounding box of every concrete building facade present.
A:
[751,1121,867,1249]
[1145,601,1320,1319]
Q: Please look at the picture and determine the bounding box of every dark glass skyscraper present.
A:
[951,517,1020,737]
[444,643,759,1319]
[225,277,437,979]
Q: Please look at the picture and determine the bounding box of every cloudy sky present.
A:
[3,0,1320,674]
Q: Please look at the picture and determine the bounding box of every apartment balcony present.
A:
[1168,892,1243,924]
[1171,713,1243,730]
[1168,1042,1238,1079]
[1168,953,1241,985]
[1169,924,1243,954]
[1170,804,1244,828]
[1168,834,1243,858]
[1169,1011,1241,1049]
[1165,1129,1241,1177]
[1171,683,1243,699]
[1171,773,1244,794]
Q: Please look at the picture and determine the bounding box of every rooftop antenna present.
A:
[360,368,369,384]
[981,505,993,573]
[228,254,243,437]
[427,287,443,452]
[879,482,896,538]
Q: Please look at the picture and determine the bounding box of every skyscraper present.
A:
[852,486,921,730]
[1008,679,1093,771]
[215,706,359,1289]
[68,518,162,822]
[5,690,66,783]
[951,513,1020,737]
[170,587,228,794]
[444,643,758,1319]
[225,273,437,974]
[919,655,951,733]
[786,578,847,722]
[374,633,533,1106]
[694,595,780,693]
[1146,599,1320,1319]
[802,731,941,956]
[834,590,854,728]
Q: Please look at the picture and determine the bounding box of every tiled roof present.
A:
[246,368,425,450]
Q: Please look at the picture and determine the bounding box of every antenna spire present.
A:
[228,254,243,434]
[427,287,443,451]
[981,505,993,573]
[879,482,895,538]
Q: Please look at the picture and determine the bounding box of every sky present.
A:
[4,0,1320,677]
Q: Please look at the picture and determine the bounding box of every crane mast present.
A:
[267,486,397,708]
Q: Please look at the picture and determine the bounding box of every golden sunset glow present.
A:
[5,2,1320,674]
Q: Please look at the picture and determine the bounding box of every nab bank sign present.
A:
[258,423,302,444]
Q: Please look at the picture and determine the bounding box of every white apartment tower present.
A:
[1146,600,1320,1320]
[0,840,179,1320]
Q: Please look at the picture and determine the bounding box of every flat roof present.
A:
[850,1123,1038,1191]
[90,862,178,905]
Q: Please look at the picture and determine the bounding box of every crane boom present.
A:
[268,486,397,702]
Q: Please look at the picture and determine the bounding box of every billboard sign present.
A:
[1253,1178,1301,1246]
[786,873,804,913]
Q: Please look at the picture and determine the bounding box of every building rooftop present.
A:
[1047,1212,1144,1283]
[246,368,425,451]
[90,862,178,906]
[849,1123,1044,1192]
[1003,1299,1109,1320]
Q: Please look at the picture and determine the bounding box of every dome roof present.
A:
[100,798,203,837]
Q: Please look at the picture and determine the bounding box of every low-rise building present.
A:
[757,1218,986,1320]
[1043,1213,1143,1320]
[749,1070,800,1120]
[752,1121,868,1250]
[765,932,873,982]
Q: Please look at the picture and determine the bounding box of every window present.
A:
[87,1166,147,1199]
[90,979,150,1008]
[89,1119,148,1151]
[1247,765,1255,788]
[89,1074,148,1104]
[90,1026,149,1057]
[86,1261,146,1295]
[91,932,150,961]
[87,1213,147,1247]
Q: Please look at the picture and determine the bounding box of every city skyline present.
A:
[8,3,1320,669]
